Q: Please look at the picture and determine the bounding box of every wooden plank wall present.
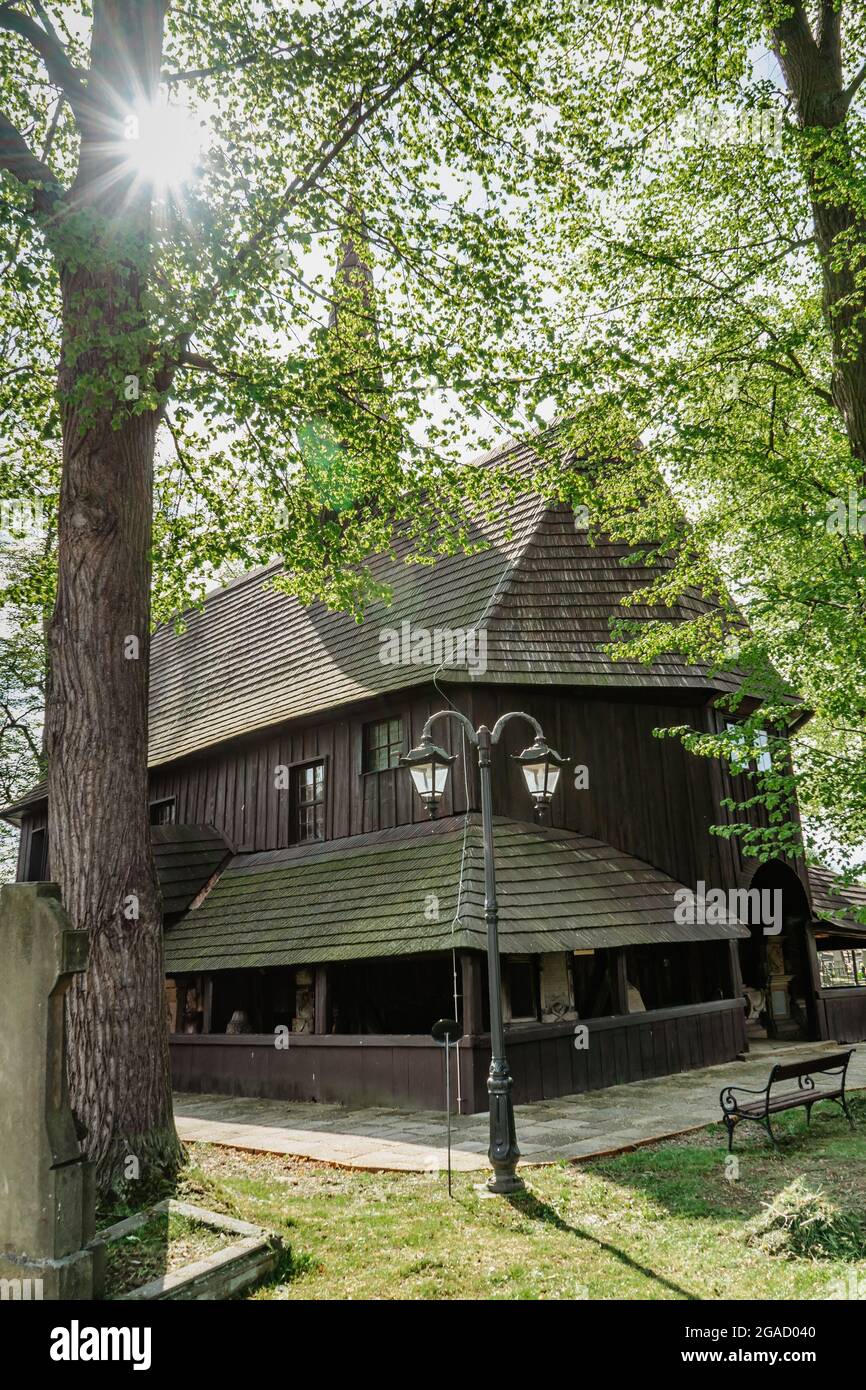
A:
[148,687,474,852]
[470,686,733,891]
[473,998,747,1107]
[17,682,752,894]
[169,1031,452,1110]
[169,997,747,1112]
[816,990,866,1043]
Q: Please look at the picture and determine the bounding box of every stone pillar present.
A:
[293,967,315,1033]
[0,883,97,1299]
[539,952,577,1023]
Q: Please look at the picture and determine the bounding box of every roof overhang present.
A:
[164,815,748,974]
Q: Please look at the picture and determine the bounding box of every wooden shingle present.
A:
[163,815,749,972]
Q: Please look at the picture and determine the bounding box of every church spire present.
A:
[326,206,380,384]
[297,206,385,516]
[328,214,375,334]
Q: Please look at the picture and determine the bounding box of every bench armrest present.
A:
[719,1082,769,1114]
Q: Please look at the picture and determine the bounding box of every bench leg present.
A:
[764,1116,778,1149]
[804,1101,813,1126]
[725,1116,735,1153]
[842,1097,855,1129]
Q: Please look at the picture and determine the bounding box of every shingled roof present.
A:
[162,815,748,973]
[148,435,741,768]
[808,865,866,934]
[153,823,231,916]
[0,433,751,817]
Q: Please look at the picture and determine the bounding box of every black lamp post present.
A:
[402,710,568,1193]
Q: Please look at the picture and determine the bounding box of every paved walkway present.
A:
[174,1040,865,1173]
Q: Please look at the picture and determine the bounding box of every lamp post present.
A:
[402,710,568,1193]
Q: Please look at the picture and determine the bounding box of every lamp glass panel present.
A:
[544,764,562,797]
[433,761,451,795]
[520,760,548,798]
[409,762,435,798]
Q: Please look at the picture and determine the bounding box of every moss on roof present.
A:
[163,815,748,972]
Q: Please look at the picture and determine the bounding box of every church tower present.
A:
[298,207,387,516]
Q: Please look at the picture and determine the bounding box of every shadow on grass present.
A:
[507,1189,699,1300]
[102,1208,233,1298]
[97,1157,309,1299]
[243,1242,317,1299]
[572,1097,866,1229]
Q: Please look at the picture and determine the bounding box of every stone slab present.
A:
[174,1040,866,1173]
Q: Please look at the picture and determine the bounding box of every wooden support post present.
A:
[458,952,483,1115]
[611,948,629,1016]
[314,965,330,1035]
[460,951,483,1037]
[686,943,704,1004]
[172,979,187,1035]
[585,951,611,1018]
[802,924,825,1040]
[728,938,744,999]
[201,976,213,1035]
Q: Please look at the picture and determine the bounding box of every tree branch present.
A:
[169,17,458,368]
[0,7,89,117]
[0,108,64,210]
[176,350,242,378]
[161,46,304,86]
[817,0,842,78]
[839,59,866,115]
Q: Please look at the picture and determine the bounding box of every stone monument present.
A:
[0,882,97,1299]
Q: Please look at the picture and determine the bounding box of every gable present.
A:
[148,440,742,768]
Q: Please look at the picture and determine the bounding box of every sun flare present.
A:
[122,98,204,196]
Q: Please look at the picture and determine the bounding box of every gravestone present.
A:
[0,882,97,1299]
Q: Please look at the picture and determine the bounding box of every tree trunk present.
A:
[47,390,181,1189]
[44,0,182,1193]
[771,4,866,471]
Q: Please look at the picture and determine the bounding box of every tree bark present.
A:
[44,0,182,1192]
[770,2,866,471]
[48,392,180,1190]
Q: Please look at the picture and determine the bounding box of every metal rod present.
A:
[445,1036,452,1198]
[477,725,523,1193]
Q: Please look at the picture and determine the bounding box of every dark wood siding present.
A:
[16,683,769,891]
[169,997,747,1111]
[15,805,48,881]
[147,686,480,853]
[816,989,866,1043]
[470,686,734,892]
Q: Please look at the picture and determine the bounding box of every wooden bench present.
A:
[719,1049,856,1152]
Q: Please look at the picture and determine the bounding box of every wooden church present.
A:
[5,239,866,1115]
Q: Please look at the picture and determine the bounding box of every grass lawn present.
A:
[103,1211,231,1297]
[100,1096,866,1300]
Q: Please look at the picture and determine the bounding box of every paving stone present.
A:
[174,1042,866,1172]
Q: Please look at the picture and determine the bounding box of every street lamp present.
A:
[512,737,569,821]
[401,736,456,818]
[402,710,568,1193]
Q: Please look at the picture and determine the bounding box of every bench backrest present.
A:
[770,1050,853,1085]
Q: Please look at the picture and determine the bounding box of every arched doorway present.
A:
[738,861,817,1041]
